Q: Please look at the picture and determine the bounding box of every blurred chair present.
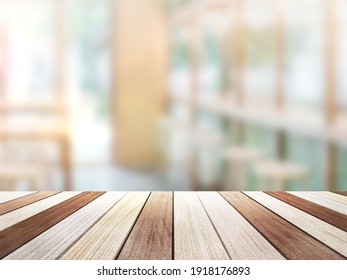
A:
[0,103,71,190]
[253,160,309,191]
[223,146,264,190]
[0,164,44,191]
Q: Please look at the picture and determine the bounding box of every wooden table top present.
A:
[0,191,346,260]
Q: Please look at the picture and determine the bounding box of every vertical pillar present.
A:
[113,0,169,167]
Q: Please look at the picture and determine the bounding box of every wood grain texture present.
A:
[0,192,35,204]
[0,192,81,231]
[197,192,285,260]
[118,192,172,260]
[267,191,347,231]
[0,192,59,215]
[174,192,229,260]
[0,192,104,259]
[245,192,347,257]
[288,192,347,215]
[4,192,126,260]
[220,192,345,260]
[61,192,150,260]
[314,192,347,205]
[1,191,345,260]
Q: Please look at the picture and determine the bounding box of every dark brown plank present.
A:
[332,192,347,197]
[0,191,104,259]
[117,192,172,260]
[266,192,347,232]
[220,192,345,260]
[0,192,60,215]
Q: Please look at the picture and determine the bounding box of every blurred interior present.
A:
[0,0,346,191]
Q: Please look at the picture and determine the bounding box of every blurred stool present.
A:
[156,116,193,168]
[223,146,264,190]
[156,116,195,189]
[253,160,309,191]
[194,129,224,190]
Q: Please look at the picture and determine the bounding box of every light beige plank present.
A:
[288,192,347,215]
[0,192,35,204]
[314,192,347,205]
[61,192,150,260]
[0,192,81,231]
[5,192,126,260]
[245,192,347,257]
[174,192,229,260]
[197,192,285,260]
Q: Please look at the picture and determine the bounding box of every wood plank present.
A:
[315,192,347,205]
[0,192,59,215]
[0,192,35,204]
[333,192,347,197]
[0,192,81,231]
[118,192,172,260]
[61,192,150,260]
[289,192,347,215]
[174,192,229,260]
[245,192,347,257]
[0,192,104,259]
[220,192,344,260]
[197,192,285,260]
[5,192,126,260]
[267,191,347,232]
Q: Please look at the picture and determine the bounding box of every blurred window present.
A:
[0,0,112,164]
[285,134,324,190]
[6,0,55,103]
[243,0,276,107]
[196,110,224,134]
[198,12,223,97]
[283,0,325,114]
[245,124,277,158]
[65,0,112,163]
[169,27,191,97]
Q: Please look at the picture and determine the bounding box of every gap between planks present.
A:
[288,192,347,216]
[314,192,347,205]
[266,191,347,232]
[0,192,36,204]
[244,192,347,258]
[198,192,285,260]
[5,192,126,260]
[0,192,81,232]
[174,192,229,260]
[220,192,344,260]
[118,192,173,260]
[0,192,59,215]
[61,192,150,260]
[0,192,104,259]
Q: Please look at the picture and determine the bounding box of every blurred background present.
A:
[0,0,346,191]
